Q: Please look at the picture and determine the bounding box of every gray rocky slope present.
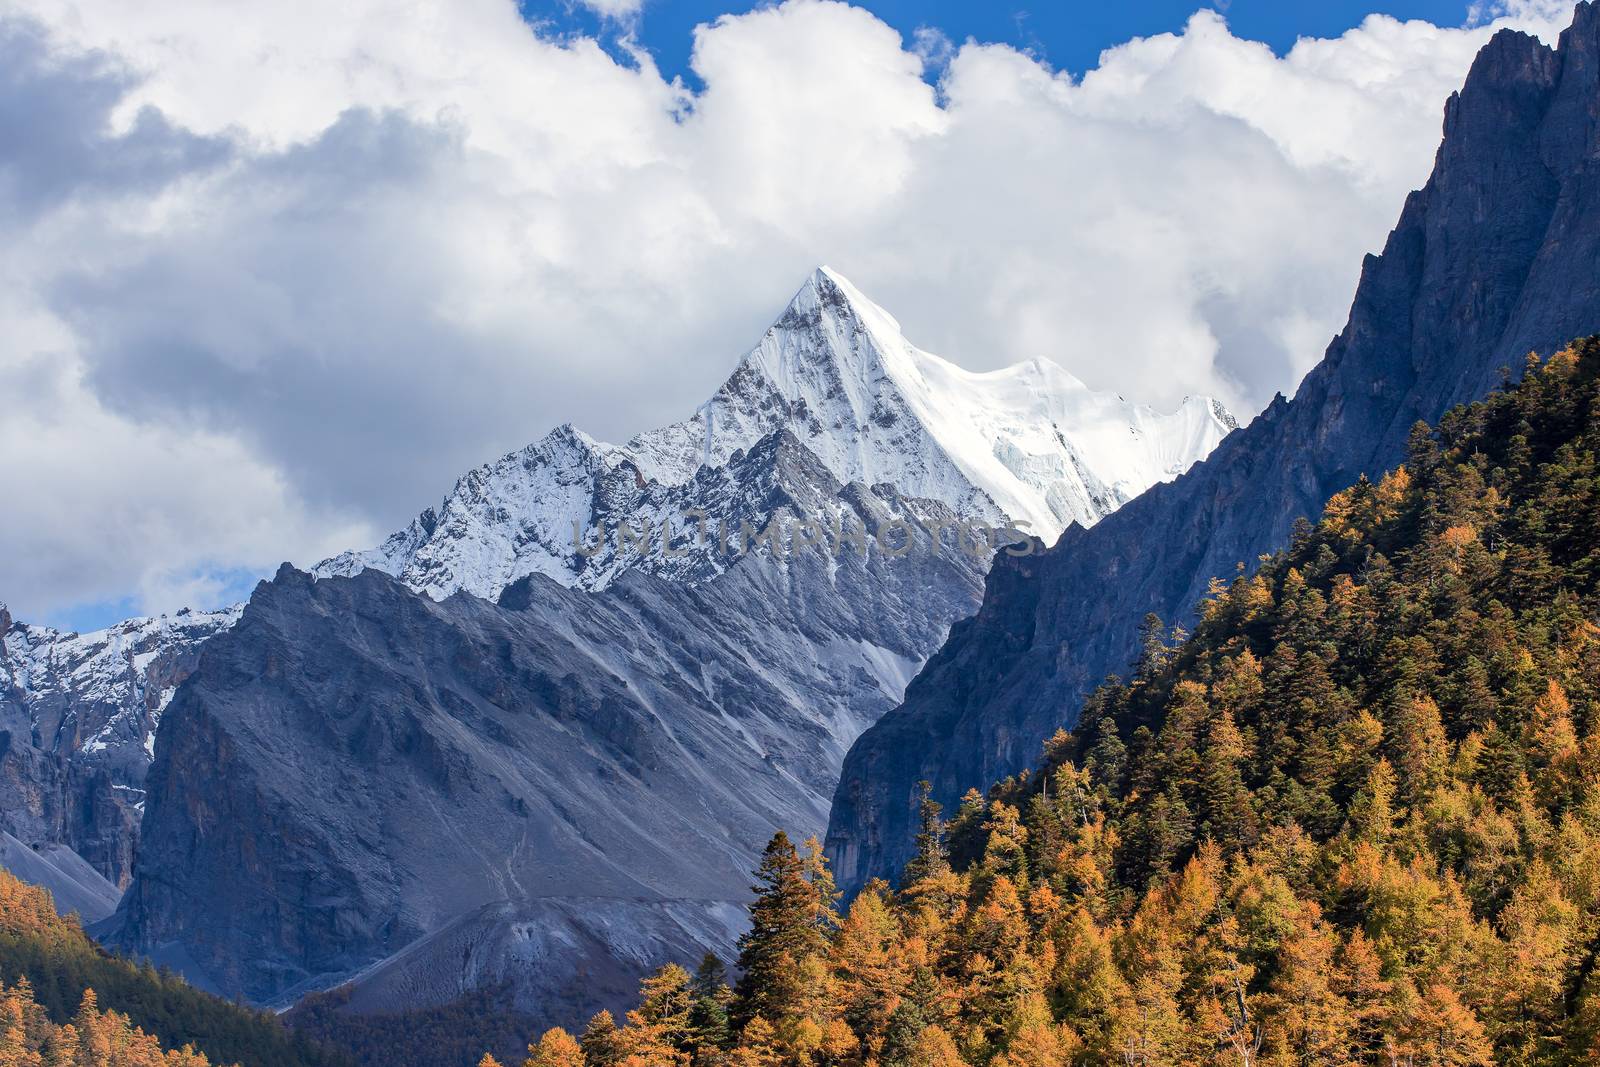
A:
[0,831,120,921]
[104,433,991,1020]
[826,4,1600,895]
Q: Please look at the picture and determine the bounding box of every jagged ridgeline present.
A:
[542,340,1600,1065]
[0,866,351,1067]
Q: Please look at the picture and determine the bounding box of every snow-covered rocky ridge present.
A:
[8,268,1235,1021]
[0,602,239,885]
[318,267,1235,601]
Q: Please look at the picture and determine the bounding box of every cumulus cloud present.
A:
[0,272,367,619]
[0,0,1577,623]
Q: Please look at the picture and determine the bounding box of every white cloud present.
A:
[0,0,1576,622]
[578,0,645,19]
[0,288,368,619]
[911,26,955,71]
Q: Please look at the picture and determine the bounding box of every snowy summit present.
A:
[318,268,1235,601]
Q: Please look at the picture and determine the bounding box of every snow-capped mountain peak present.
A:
[750,265,913,405]
[317,268,1236,600]
[647,265,1237,537]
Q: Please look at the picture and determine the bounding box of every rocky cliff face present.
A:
[0,606,239,886]
[826,4,1600,895]
[104,432,994,1021]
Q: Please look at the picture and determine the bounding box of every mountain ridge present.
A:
[1,269,1230,932]
[317,267,1234,601]
[0,604,239,887]
[105,253,1236,1012]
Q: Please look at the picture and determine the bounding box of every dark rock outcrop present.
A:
[826,4,1600,894]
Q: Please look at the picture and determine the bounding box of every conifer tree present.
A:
[901,782,951,888]
[881,966,947,1067]
[831,883,907,1058]
[978,802,1028,886]
[687,954,733,1058]
[1134,613,1173,683]
[1392,693,1450,806]
[1263,905,1353,1065]
[579,1011,624,1067]
[904,1025,964,1067]
[622,964,694,1065]
[1398,985,1494,1066]
[731,832,836,1033]
[523,1027,584,1067]
[728,1016,782,1066]
[1348,757,1398,844]
[1333,927,1392,1062]
[1084,715,1128,800]
[1198,701,1258,853]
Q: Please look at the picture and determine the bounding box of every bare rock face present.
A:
[0,831,121,921]
[104,431,993,1021]
[0,607,238,886]
[826,5,1600,895]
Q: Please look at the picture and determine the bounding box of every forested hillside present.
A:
[1,975,212,1066]
[0,868,350,1067]
[522,339,1600,1064]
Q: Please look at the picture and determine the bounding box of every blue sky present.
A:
[522,0,1484,83]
